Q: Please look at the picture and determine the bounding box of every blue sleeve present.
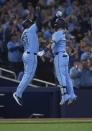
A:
[81,53,88,60]
[29,24,37,32]
[52,34,57,43]
[70,68,76,75]
[51,43,55,50]
[28,9,42,32]
[52,32,65,44]
[70,68,81,77]
[29,10,42,32]
[7,41,19,51]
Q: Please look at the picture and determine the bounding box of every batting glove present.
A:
[37,50,45,56]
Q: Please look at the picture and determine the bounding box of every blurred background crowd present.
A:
[0,0,92,88]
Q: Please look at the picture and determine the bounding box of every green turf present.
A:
[0,119,92,131]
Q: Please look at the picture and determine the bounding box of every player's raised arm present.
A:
[25,6,42,33]
[35,6,42,31]
[50,10,63,28]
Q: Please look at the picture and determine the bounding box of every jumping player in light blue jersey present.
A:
[51,18,77,105]
[38,16,77,106]
[13,11,42,106]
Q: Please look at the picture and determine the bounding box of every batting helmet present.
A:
[54,18,66,30]
[22,19,33,28]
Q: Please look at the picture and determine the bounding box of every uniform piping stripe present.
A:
[57,54,65,96]
[30,54,37,79]
[58,54,63,86]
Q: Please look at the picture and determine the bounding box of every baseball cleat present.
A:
[13,92,23,106]
[68,95,77,105]
[60,94,71,106]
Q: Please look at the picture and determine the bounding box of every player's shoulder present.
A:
[58,30,66,38]
[52,32,57,40]
[52,30,63,37]
[53,30,63,36]
[28,23,37,31]
[58,30,65,34]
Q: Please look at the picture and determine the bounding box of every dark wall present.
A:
[0,77,61,118]
[0,77,92,118]
[61,89,92,118]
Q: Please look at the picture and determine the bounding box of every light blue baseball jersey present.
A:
[51,30,66,54]
[21,23,39,53]
[51,28,76,100]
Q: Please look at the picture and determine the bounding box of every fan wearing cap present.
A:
[13,7,42,106]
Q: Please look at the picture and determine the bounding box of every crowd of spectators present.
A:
[0,0,92,88]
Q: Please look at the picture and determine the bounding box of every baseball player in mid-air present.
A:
[13,8,42,106]
[38,11,77,105]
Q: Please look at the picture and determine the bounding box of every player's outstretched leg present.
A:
[59,86,71,106]
[67,94,77,105]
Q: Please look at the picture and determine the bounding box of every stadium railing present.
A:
[0,67,60,87]
[0,67,16,79]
